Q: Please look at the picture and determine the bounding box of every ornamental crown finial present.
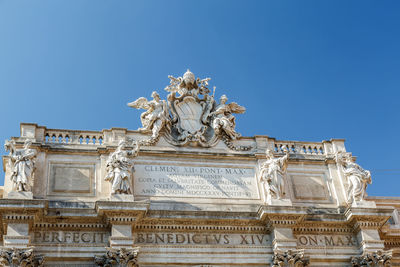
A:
[183,69,195,85]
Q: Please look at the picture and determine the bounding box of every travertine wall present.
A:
[0,123,397,267]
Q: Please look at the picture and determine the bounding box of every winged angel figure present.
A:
[127,91,169,139]
[210,94,245,140]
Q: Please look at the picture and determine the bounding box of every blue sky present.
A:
[0,1,399,196]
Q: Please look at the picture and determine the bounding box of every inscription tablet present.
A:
[134,163,259,199]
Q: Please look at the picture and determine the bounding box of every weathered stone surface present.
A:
[0,72,399,266]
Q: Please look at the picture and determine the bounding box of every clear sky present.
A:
[0,1,399,196]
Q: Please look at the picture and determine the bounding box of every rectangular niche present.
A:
[48,162,95,196]
[287,167,333,204]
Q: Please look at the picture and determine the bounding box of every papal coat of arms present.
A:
[128,70,251,150]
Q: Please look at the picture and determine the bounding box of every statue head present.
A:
[117,139,126,150]
[220,95,228,104]
[265,149,274,159]
[183,69,195,85]
[344,153,355,163]
[151,91,160,101]
[23,139,32,149]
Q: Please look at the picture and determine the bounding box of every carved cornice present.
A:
[33,222,108,231]
[272,249,310,267]
[351,250,392,267]
[134,223,268,234]
[95,201,149,225]
[94,247,139,267]
[345,207,393,232]
[0,247,44,267]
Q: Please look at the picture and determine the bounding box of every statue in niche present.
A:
[210,94,245,140]
[336,151,371,204]
[259,148,289,200]
[4,139,37,192]
[128,91,170,140]
[105,139,139,195]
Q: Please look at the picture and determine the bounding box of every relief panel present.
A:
[48,162,95,196]
[287,165,333,204]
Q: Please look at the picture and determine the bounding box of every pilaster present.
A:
[259,206,305,252]
[346,207,393,253]
[96,200,148,248]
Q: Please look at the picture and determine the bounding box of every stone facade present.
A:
[1,71,399,266]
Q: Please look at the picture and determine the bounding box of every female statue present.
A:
[105,140,139,195]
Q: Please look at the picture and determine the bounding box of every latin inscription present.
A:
[134,233,270,246]
[32,231,109,244]
[134,164,259,199]
[296,235,357,247]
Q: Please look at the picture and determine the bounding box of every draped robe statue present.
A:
[259,149,289,200]
[4,139,37,192]
[336,152,371,204]
[105,140,139,195]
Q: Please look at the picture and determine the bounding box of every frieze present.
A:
[134,232,270,246]
[296,234,357,247]
[32,231,109,244]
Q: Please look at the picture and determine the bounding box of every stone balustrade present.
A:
[44,129,103,145]
[273,141,325,155]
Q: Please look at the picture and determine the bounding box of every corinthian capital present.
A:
[94,247,139,267]
[351,250,392,267]
[272,249,309,267]
[0,247,44,267]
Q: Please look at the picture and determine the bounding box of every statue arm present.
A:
[279,153,289,169]
[24,149,37,160]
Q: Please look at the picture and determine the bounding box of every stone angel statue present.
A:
[127,91,170,139]
[4,139,37,192]
[105,139,139,195]
[210,95,245,140]
[336,151,372,204]
[259,148,289,200]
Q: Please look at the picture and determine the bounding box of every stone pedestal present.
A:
[7,191,33,199]
[352,200,376,208]
[110,194,134,202]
